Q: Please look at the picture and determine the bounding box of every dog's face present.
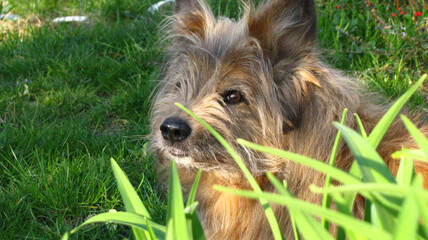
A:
[151,0,319,176]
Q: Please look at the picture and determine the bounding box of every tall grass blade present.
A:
[167,160,189,240]
[282,180,301,240]
[395,153,415,186]
[111,159,151,215]
[310,183,428,198]
[368,74,426,149]
[236,139,360,185]
[111,158,151,239]
[185,204,205,240]
[322,108,347,231]
[392,149,426,161]
[237,139,400,210]
[185,169,206,240]
[70,212,166,239]
[392,182,419,240]
[333,123,399,229]
[175,103,284,240]
[370,203,396,231]
[187,170,202,206]
[333,123,395,183]
[354,113,368,139]
[415,188,428,238]
[267,173,333,240]
[400,115,428,160]
[341,75,426,224]
[214,186,392,240]
[61,232,69,240]
[146,218,157,240]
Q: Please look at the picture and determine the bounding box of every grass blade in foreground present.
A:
[354,113,368,139]
[186,170,206,240]
[267,173,333,240]
[214,186,392,240]
[400,115,428,160]
[335,75,426,230]
[392,178,420,240]
[332,124,395,183]
[310,183,428,199]
[187,170,202,206]
[70,212,166,239]
[368,74,426,149]
[236,139,360,185]
[111,158,151,240]
[61,232,69,240]
[167,160,189,240]
[175,102,284,240]
[392,149,426,162]
[333,123,400,231]
[321,108,347,231]
[395,151,415,186]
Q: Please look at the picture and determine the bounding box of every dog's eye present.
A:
[224,91,244,104]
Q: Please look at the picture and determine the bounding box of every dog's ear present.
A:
[247,0,318,133]
[247,0,317,63]
[173,0,215,40]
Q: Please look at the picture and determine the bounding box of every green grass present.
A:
[0,0,426,239]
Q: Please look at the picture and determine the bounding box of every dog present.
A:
[150,0,428,239]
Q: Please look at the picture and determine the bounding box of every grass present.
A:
[0,0,426,239]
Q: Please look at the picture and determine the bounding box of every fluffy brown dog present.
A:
[150,0,428,239]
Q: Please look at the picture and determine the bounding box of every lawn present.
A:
[0,0,426,239]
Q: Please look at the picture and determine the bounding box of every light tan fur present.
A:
[150,0,428,239]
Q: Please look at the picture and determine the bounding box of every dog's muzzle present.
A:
[160,117,192,143]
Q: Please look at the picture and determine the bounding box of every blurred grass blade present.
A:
[333,123,395,183]
[70,212,166,239]
[175,103,284,240]
[392,181,419,240]
[395,153,415,186]
[333,123,401,227]
[146,218,157,240]
[61,232,69,240]
[184,202,199,215]
[214,185,392,240]
[184,170,205,240]
[267,173,332,240]
[400,115,428,160]
[111,158,151,239]
[185,202,205,240]
[322,108,347,230]
[167,160,189,240]
[290,211,300,240]
[237,139,360,185]
[370,203,396,231]
[368,74,426,149]
[165,218,173,240]
[310,183,428,199]
[239,137,400,211]
[187,170,202,206]
[392,149,426,161]
[363,199,372,223]
[415,186,428,238]
[354,113,368,139]
[341,75,426,228]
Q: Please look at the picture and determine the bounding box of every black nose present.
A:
[160,117,192,143]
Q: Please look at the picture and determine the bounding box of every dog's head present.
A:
[151,0,321,177]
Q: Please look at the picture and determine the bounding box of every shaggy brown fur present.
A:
[150,0,428,239]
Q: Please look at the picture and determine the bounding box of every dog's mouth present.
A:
[168,147,189,158]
